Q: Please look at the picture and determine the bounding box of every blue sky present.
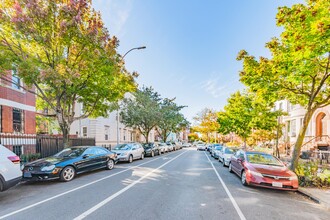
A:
[92,0,303,122]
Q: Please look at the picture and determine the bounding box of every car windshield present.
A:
[225,148,234,154]
[114,144,132,150]
[54,148,85,158]
[142,143,153,148]
[246,153,283,166]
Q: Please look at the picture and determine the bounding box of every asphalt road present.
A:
[0,148,329,220]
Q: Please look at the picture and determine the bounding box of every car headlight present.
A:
[289,175,298,180]
[41,165,56,172]
[249,170,263,177]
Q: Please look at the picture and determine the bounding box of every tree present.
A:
[156,98,186,142]
[217,91,280,147]
[237,0,330,170]
[0,0,136,147]
[120,87,161,143]
[188,133,199,142]
[192,108,219,142]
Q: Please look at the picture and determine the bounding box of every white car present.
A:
[197,144,206,151]
[219,147,237,166]
[0,144,21,192]
[112,143,145,163]
[158,143,169,153]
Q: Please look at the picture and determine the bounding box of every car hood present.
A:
[26,157,67,167]
[249,163,291,176]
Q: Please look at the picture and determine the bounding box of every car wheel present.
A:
[228,163,233,173]
[223,160,226,167]
[106,159,115,170]
[128,155,133,163]
[151,151,154,157]
[241,170,248,186]
[0,179,4,192]
[60,166,76,182]
[141,153,144,160]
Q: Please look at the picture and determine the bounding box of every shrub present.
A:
[20,153,41,163]
[295,161,330,188]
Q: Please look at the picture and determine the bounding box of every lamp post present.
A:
[116,46,146,146]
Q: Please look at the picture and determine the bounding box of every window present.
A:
[12,69,21,90]
[279,103,283,110]
[13,145,23,156]
[104,126,110,140]
[290,119,296,136]
[13,108,23,133]
[0,106,2,132]
[82,127,87,137]
[123,129,126,141]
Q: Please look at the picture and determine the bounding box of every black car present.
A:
[142,143,161,157]
[22,146,117,182]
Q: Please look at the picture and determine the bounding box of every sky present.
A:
[92,0,303,122]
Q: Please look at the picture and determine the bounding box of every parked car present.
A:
[158,142,169,153]
[219,147,238,167]
[112,143,145,163]
[22,146,117,182]
[0,145,21,192]
[228,150,298,190]
[182,143,191,148]
[166,142,174,151]
[142,143,161,157]
[197,144,206,151]
[211,145,223,159]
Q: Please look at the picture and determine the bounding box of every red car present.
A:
[229,150,298,191]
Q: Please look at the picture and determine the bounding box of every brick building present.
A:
[0,70,36,155]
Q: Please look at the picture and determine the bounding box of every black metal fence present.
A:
[0,133,95,158]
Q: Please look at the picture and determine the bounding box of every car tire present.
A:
[106,159,115,170]
[141,153,144,160]
[228,163,233,173]
[223,160,226,167]
[151,151,154,157]
[128,155,133,163]
[0,179,4,192]
[60,166,76,182]
[241,170,248,186]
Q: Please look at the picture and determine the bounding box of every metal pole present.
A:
[115,46,146,146]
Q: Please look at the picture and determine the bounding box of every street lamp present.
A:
[116,46,146,145]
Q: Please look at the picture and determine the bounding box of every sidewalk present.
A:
[298,187,330,210]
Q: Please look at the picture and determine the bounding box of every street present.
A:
[0,148,328,220]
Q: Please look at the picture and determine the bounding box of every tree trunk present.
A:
[290,110,315,171]
[57,112,71,148]
[142,129,151,144]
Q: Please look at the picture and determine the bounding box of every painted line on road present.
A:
[74,150,188,220]
[0,151,180,220]
[204,152,247,220]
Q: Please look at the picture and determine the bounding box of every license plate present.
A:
[272,182,283,187]
[23,172,32,178]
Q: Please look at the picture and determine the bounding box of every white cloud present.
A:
[93,0,133,36]
[200,75,234,98]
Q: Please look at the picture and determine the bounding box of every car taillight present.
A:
[8,155,20,164]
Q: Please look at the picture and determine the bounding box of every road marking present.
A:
[204,152,247,220]
[74,150,188,220]
[0,151,180,220]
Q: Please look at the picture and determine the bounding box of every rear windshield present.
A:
[246,153,283,166]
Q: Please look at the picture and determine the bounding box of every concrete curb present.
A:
[297,188,330,211]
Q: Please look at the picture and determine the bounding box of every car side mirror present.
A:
[83,154,89,159]
[132,148,136,150]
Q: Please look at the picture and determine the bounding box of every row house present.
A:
[0,70,36,155]
[70,102,158,148]
[275,100,330,153]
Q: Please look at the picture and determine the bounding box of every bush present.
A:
[295,161,330,187]
[20,153,41,163]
